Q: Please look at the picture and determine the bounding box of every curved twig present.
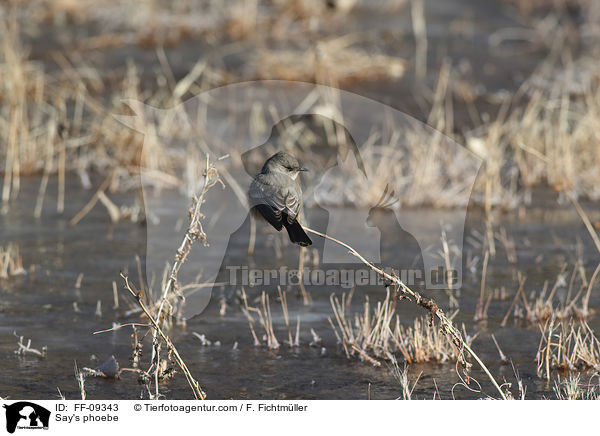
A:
[304,226,507,400]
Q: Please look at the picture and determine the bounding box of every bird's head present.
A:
[263,151,308,179]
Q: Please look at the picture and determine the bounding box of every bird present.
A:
[248,151,313,247]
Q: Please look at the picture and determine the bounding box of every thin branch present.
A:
[121,274,206,400]
[304,226,507,400]
[148,155,223,395]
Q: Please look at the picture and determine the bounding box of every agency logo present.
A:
[115,81,482,319]
[3,402,50,433]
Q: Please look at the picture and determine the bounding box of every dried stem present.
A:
[146,155,222,398]
[69,171,115,226]
[304,226,507,400]
[121,273,206,399]
[565,191,600,256]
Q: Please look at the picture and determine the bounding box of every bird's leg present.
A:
[297,246,311,305]
[248,213,256,256]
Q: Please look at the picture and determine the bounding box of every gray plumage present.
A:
[248,152,312,246]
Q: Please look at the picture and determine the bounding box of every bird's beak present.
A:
[299,167,309,172]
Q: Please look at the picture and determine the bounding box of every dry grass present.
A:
[0,4,222,217]
[120,273,205,399]
[501,263,599,325]
[4,0,600,403]
[466,59,600,209]
[329,289,472,366]
[0,244,26,278]
[240,287,301,350]
[0,16,137,214]
[91,157,222,399]
[14,332,47,358]
[553,373,600,400]
[389,357,422,400]
[254,44,407,86]
[536,318,600,380]
[2,0,600,213]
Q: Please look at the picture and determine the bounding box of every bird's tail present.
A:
[283,220,312,247]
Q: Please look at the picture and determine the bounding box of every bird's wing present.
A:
[248,176,300,223]
[249,178,283,217]
[252,204,283,230]
[282,187,300,223]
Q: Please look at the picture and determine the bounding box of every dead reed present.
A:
[14,332,47,358]
[111,156,223,399]
[501,262,599,326]
[536,318,600,380]
[389,357,423,400]
[240,286,301,350]
[329,289,471,366]
[2,0,600,217]
[553,373,600,400]
[0,244,26,278]
[120,273,205,399]
[305,226,508,399]
[75,363,86,400]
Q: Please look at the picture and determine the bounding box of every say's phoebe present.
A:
[248,151,312,247]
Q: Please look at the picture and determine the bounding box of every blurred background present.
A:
[2,0,600,400]
[2,0,600,209]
